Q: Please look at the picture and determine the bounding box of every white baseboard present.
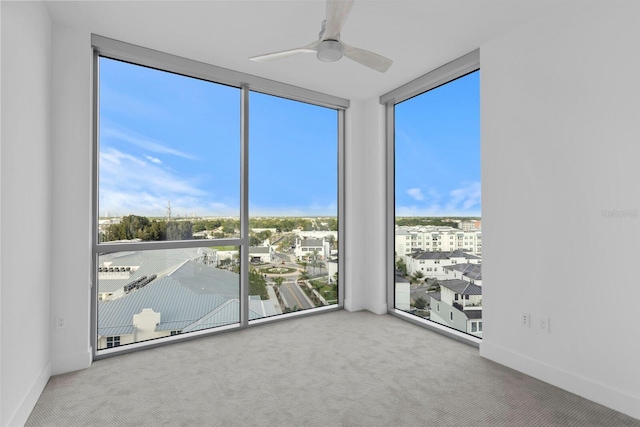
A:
[51,347,92,376]
[367,301,388,315]
[343,299,366,312]
[481,342,640,421]
[8,361,50,427]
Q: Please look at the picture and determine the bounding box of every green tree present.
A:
[414,297,427,310]
[105,215,151,241]
[396,259,408,276]
[142,220,166,241]
[256,230,272,241]
[222,220,239,235]
[310,250,322,275]
[299,261,308,272]
[272,276,284,288]
[166,221,193,240]
[326,234,336,249]
[249,269,268,300]
[298,270,310,281]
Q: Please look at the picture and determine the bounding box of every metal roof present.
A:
[98,325,136,336]
[249,246,270,254]
[168,260,238,298]
[98,276,231,336]
[97,247,209,293]
[301,238,323,247]
[97,258,281,338]
[443,263,482,280]
[438,279,482,295]
[464,310,482,320]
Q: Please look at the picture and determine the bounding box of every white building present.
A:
[405,250,481,280]
[442,263,482,286]
[293,230,337,241]
[295,237,327,261]
[429,279,482,338]
[459,220,481,231]
[395,226,482,256]
[248,246,274,263]
[395,274,411,312]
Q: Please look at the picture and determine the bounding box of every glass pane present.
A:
[248,92,338,319]
[394,70,481,338]
[98,57,240,243]
[97,246,240,350]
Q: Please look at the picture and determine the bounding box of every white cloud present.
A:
[406,188,424,201]
[145,155,162,164]
[99,147,236,216]
[396,182,481,217]
[445,182,481,213]
[101,125,197,160]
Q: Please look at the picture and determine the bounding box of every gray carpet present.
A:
[26,310,640,426]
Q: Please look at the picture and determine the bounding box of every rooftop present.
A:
[438,279,482,296]
[443,263,482,280]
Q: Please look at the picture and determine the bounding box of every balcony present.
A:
[453,301,482,311]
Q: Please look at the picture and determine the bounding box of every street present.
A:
[279,280,314,310]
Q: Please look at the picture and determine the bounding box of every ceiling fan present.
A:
[249,0,392,73]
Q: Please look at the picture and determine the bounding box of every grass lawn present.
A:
[310,278,338,303]
[209,246,238,251]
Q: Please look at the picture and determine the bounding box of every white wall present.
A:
[0,3,52,426]
[480,2,640,419]
[49,25,93,375]
[344,99,387,314]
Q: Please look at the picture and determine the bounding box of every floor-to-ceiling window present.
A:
[249,92,339,317]
[93,36,345,355]
[383,51,481,342]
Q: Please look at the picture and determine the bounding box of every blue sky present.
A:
[99,58,478,219]
[395,71,480,217]
[99,57,336,218]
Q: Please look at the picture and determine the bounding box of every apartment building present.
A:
[405,250,481,280]
[395,226,482,256]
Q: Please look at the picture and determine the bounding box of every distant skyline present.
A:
[99,57,337,218]
[395,71,481,217]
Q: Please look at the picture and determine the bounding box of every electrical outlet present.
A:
[56,316,67,330]
[521,313,531,327]
[540,318,550,333]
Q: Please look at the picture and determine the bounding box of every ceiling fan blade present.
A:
[249,41,320,62]
[323,0,354,40]
[342,43,393,73]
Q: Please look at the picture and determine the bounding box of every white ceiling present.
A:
[45,1,559,101]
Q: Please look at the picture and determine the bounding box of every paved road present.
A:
[410,285,432,302]
[280,280,314,310]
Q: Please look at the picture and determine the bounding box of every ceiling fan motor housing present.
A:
[317,40,343,62]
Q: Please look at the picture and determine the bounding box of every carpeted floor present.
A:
[26,310,640,426]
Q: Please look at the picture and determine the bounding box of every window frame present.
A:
[91,35,347,358]
[381,49,481,348]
